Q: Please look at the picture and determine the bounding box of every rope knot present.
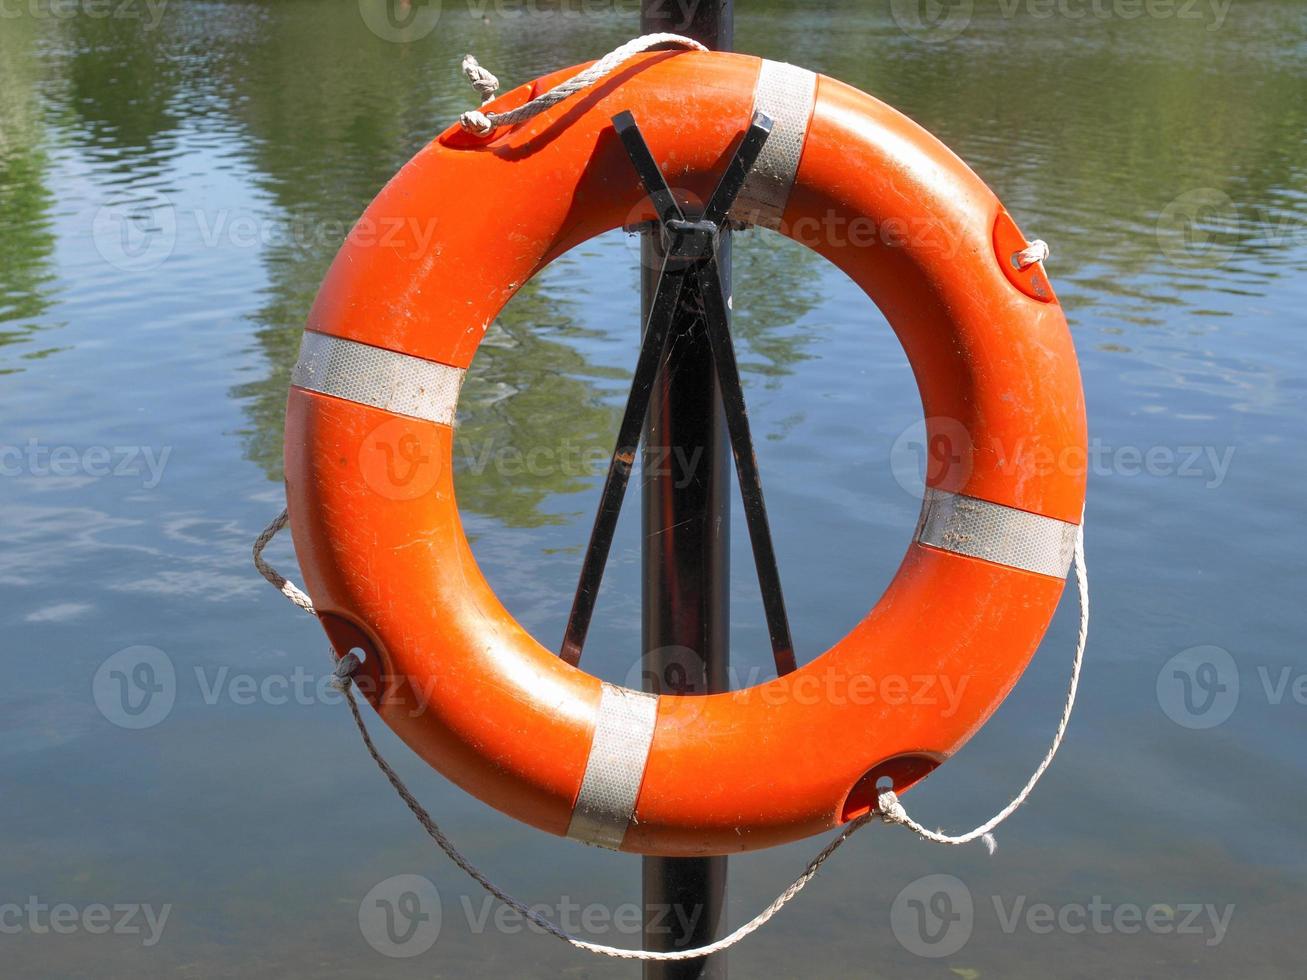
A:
[876,788,908,825]
[461,54,500,103]
[459,109,494,136]
[1013,239,1050,270]
[331,652,362,692]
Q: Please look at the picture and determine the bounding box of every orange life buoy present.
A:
[283,50,1086,857]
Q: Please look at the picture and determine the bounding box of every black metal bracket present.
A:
[560,110,797,678]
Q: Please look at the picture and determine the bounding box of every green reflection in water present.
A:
[732,232,825,383]
[58,11,182,164]
[455,271,627,529]
[0,14,57,363]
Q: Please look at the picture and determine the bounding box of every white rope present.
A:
[331,646,869,959]
[878,520,1088,855]
[253,509,1089,959]
[1013,239,1050,270]
[458,34,707,136]
[252,508,315,614]
[460,54,499,103]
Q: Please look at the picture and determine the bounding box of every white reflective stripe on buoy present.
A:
[731,60,817,230]
[916,488,1079,579]
[566,683,659,849]
[291,331,465,426]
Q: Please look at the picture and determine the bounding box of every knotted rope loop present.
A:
[877,787,998,856]
[876,787,909,825]
[331,651,363,692]
[457,34,707,136]
[1013,238,1050,270]
[461,54,500,103]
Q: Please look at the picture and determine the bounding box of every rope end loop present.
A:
[461,53,500,103]
[876,788,908,826]
[332,651,362,692]
[460,110,494,136]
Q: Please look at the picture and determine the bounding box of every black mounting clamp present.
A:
[561,109,797,679]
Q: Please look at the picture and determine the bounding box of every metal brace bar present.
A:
[561,255,691,667]
[693,254,796,675]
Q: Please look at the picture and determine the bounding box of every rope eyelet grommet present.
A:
[1012,238,1051,270]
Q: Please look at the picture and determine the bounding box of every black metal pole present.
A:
[639,2,732,978]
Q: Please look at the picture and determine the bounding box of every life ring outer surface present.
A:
[284,51,1087,857]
